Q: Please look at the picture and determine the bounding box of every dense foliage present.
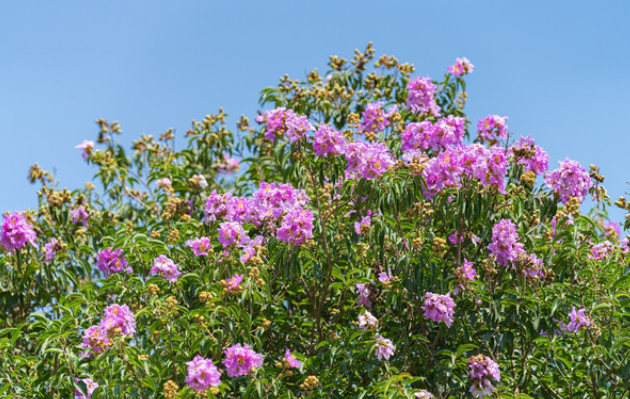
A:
[2,44,630,399]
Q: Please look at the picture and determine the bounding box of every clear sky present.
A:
[1,1,629,223]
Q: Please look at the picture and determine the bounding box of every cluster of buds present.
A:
[328,55,347,71]
[95,118,121,143]
[300,375,319,391]
[147,284,160,296]
[28,163,53,185]
[249,266,265,287]
[159,128,175,142]
[162,198,188,220]
[520,170,537,188]
[482,258,497,277]
[557,197,581,219]
[199,291,213,303]
[167,229,180,244]
[456,91,467,109]
[589,164,605,183]
[163,380,179,399]
[351,42,376,71]
[432,237,447,257]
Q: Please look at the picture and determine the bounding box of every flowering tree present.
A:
[2,43,630,399]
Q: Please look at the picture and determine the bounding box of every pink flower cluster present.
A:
[1,212,37,252]
[358,311,378,330]
[82,304,136,357]
[225,274,244,293]
[375,336,395,361]
[151,255,182,282]
[422,144,508,197]
[358,102,398,134]
[544,158,593,203]
[406,76,440,116]
[96,247,131,276]
[313,124,347,156]
[186,237,212,256]
[43,238,59,263]
[345,141,395,179]
[185,355,221,391]
[448,57,474,76]
[218,155,240,174]
[477,115,508,144]
[354,215,371,235]
[70,206,90,226]
[509,136,549,176]
[205,183,313,248]
[256,107,313,142]
[75,140,95,161]
[454,259,477,295]
[222,343,263,377]
[356,282,373,308]
[284,349,301,368]
[487,219,525,266]
[423,292,456,327]
[467,355,501,398]
[589,241,615,261]
[155,177,172,188]
[402,116,466,152]
[564,307,590,333]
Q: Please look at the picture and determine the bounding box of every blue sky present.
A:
[1,1,629,223]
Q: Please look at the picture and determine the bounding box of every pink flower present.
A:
[186,237,212,256]
[313,124,346,156]
[487,219,525,266]
[509,136,549,176]
[225,274,244,293]
[477,115,508,144]
[81,325,110,357]
[454,259,477,295]
[344,142,395,180]
[218,155,240,174]
[358,102,398,134]
[284,349,301,369]
[378,270,395,283]
[43,238,59,263]
[374,336,395,361]
[423,292,456,327]
[564,307,590,333]
[185,355,221,391]
[96,247,131,276]
[218,221,249,247]
[256,107,313,142]
[151,255,182,282]
[356,283,373,308]
[75,140,95,161]
[448,57,474,76]
[155,177,172,188]
[406,76,440,116]
[354,216,371,235]
[75,377,99,398]
[222,343,263,377]
[276,208,314,245]
[101,304,136,336]
[358,311,378,330]
[544,158,593,204]
[468,354,500,398]
[70,207,90,227]
[0,212,37,252]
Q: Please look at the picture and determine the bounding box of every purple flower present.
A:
[344,142,395,180]
[358,311,378,330]
[218,155,240,174]
[101,304,136,336]
[378,270,395,283]
[151,255,182,282]
[218,221,248,248]
[448,57,474,76]
[75,377,98,398]
[1,212,37,252]
[487,219,524,266]
[354,216,371,235]
[374,336,395,361]
[75,140,94,161]
[192,174,208,189]
[186,237,212,256]
[222,343,263,377]
[468,354,500,398]
[155,177,172,188]
[509,136,549,176]
[43,238,59,263]
[544,158,593,203]
[477,115,508,144]
[185,355,221,391]
[70,206,90,227]
[423,292,456,327]
[454,259,477,295]
[564,307,590,333]
[225,274,244,293]
[96,247,131,276]
[240,235,264,263]
[284,349,301,369]
[81,325,110,357]
[313,124,346,156]
[358,102,398,134]
[256,107,312,142]
[406,76,440,116]
[276,208,314,246]
[356,283,372,308]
